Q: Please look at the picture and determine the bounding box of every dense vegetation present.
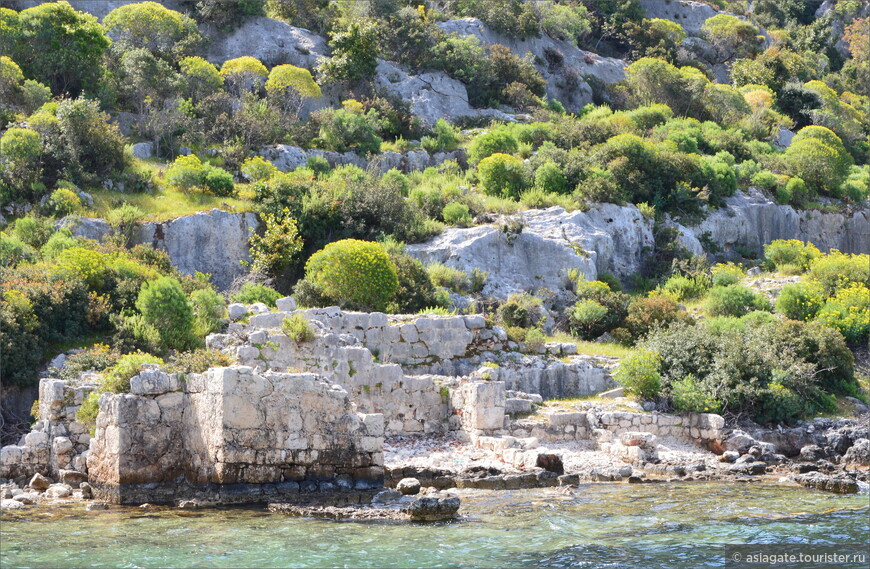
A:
[1,1,868,426]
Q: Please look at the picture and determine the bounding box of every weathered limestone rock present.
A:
[638,0,719,35]
[407,496,461,521]
[60,209,260,290]
[677,189,870,256]
[397,477,422,495]
[438,18,625,113]
[204,16,329,70]
[130,142,154,159]
[44,483,73,498]
[407,204,653,297]
[28,473,51,490]
[843,438,870,468]
[1,499,26,510]
[227,303,248,321]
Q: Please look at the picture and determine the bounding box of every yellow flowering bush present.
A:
[304,239,398,312]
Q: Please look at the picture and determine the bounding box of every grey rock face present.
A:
[677,189,870,256]
[131,142,154,160]
[204,17,329,70]
[638,0,719,36]
[407,204,653,299]
[437,18,625,113]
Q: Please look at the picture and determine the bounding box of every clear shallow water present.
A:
[1,482,867,569]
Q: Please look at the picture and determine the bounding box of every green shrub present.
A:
[202,164,235,196]
[497,293,544,329]
[569,299,610,340]
[807,250,870,296]
[111,312,161,354]
[190,287,226,337]
[477,153,527,199]
[11,215,54,249]
[53,343,120,381]
[670,374,721,413]
[164,154,204,191]
[315,100,383,155]
[706,285,771,317]
[710,263,745,286]
[56,247,107,289]
[427,262,469,293]
[442,202,472,226]
[816,283,869,343]
[231,282,282,307]
[468,130,519,164]
[282,312,314,342]
[305,154,331,176]
[764,239,821,273]
[661,274,708,301]
[523,327,547,352]
[420,119,461,153]
[304,239,398,312]
[136,276,197,352]
[241,156,277,182]
[1,233,36,267]
[101,352,164,393]
[106,204,144,248]
[775,282,824,321]
[750,169,777,190]
[534,161,568,194]
[619,294,693,345]
[44,187,81,217]
[75,392,100,435]
[165,348,232,374]
[613,350,662,399]
[248,209,303,276]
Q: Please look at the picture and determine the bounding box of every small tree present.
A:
[265,64,321,122]
[103,1,201,61]
[701,14,762,63]
[136,276,197,352]
[303,239,399,312]
[613,350,662,399]
[248,208,304,276]
[179,56,223,102]
[220,56,268,95]
[317,21,379,82]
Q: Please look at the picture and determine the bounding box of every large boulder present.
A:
[374,60,513,127]
[438,18,625,113]
[843,438,870,468]
[406,204,653,299]
[204,16,329,70]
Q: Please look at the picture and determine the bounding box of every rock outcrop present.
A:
[60,209,258,290]
[438,18,625,113]
[203,16,329,70]
[260,144,467,174]
[638,0,720,36]
[674,189,870,256]
[407,204,653,298]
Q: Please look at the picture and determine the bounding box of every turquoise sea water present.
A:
[1,482,867,569]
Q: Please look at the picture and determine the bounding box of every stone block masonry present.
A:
[87,367,384,505]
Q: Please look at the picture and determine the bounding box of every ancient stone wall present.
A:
[507,410,725,449]
[0,378,96,481]
[87,366,384,504]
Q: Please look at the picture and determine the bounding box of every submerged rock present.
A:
[407,496,461,522]
[794,472,859,494]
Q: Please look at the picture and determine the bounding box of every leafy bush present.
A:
[384,244,441,314]
[497,293,544,329]
[101,352,164,393]
[807,250,870,296]
[136,277,197,352]
[52,343,120,381]
[43,187,81,217]
[75,392,100,435]
[282,312,314,342]
[616,294,693,345]
[248,209,303,276]
[421,119,461,154]
[469,131,519,164]
[241,156,277,182]
[427,262,469,293]
[202,164,235,196]
[231,282,281,307]
[706,285,771,317]
[661,274,708,301]
[764,239,821,273]
[569,299,610,340]
[106,204,144,248]
[534,161,568,194]
[613,350,662,399]
[56,247,107,289]
[10,215,54,249]
[165,348,231,375]
[775,282,824,321]
[710,263,745,286]
[442,202,472,226]
[816,283,870,343]
[477,153,527,199]
[190,287,226,337]
[315,100,383,155]
[303,239,398,312]
[164,154,204,191]
[670,374,720,413]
